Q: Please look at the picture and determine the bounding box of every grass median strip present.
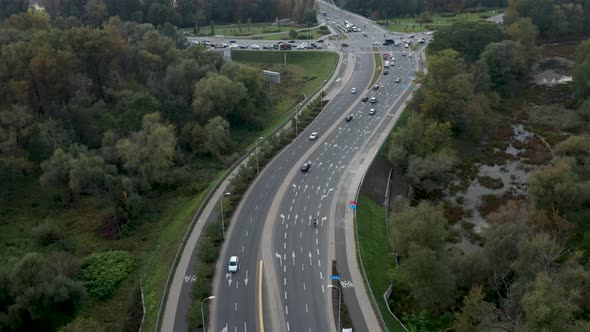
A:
[357,195,406,332]
[370,47,383,89]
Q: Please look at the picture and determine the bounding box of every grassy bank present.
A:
[232,50,338,128]
[181,22,297,37]
[357,195,406,332]
[382,8,504,32]
[256,26,328,40]
[370,48,383,89]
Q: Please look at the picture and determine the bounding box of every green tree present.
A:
[210,19,215,35]
[554,135,590,166]
[573,40,590,102]
[407,152,457,196]
[4,253,85,331]
[289,29,298,39]
[481,40,527,96]
[204,116,232,159]
[388,115,453,172]
[398,244,456,312]
[192,74,248,124]
[427,21,503,63]
[528,160,590,214]
[116,113,177,187]
[411,49,473,131]
[0,105,35,173]
[391,201,448,257]
[84,0,108,26]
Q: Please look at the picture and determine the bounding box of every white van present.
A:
[384,61,390,68]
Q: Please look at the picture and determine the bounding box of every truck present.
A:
[280,44,292,50]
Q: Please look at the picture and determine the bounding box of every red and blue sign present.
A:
[349,200,357,209]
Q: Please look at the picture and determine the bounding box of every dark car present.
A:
[301,162,311,172]
[229,40,237,43]
[362,96,369,102]
[373,84,379,90]
[317,39,325,43]
[384,70,389,75]
[288,40,296,43]
[345,114,353,122]
[342,43,349,47]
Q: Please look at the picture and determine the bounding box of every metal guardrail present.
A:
[153,51,340,332]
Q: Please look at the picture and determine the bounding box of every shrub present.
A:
[32,220,63,246]
[477,175,504,190]
[78,250,134,300]
[528,105,585,132]
[416,12,433,23]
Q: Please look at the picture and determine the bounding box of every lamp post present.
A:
[220,192,230,239]
[328,285,341,332]
[201,296,215,332]
[255,137,263,175]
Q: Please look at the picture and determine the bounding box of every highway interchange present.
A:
[165,1,424,331]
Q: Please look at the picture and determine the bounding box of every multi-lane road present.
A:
[163,1,423,332]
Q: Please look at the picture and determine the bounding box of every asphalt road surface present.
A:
[184,3,420,332]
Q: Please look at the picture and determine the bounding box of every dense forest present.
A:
[0,7,275,330]
[1,0,317,27]
[383,0,590,330]
[336,0,508,17]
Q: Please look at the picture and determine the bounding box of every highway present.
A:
[207,2,420,332]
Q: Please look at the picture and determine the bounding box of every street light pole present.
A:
[220,192,230,239]
[201,296,215,332]
[328,285,341,332]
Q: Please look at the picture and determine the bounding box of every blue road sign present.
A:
[330,275,341,280]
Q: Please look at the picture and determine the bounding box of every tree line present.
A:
[0,9,271,232]
[0,7,276,330]
[1,0,318,27]
[505,0,590,41]
[385,6,590,330]
[336,0,508,18]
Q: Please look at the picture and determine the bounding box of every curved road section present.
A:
[185,4,420,332]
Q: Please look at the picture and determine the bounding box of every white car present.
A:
[402,51,407,56]
[408,53,413,58]
[351,88,357,94]
[309,132,319,140]
[370,97,376,103]
[228,256,239,273]
[369,108,376,115]
[404,43,409,48]
[251,44,260,49]
[373,41,381,46]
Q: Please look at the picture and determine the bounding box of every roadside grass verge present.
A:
[139,182,218,332]
[381,8,504,32]
[181,22,297,37]
[370,48,383,89]
[232,50,338,136]
[256,26,329,40]
[357,195,406,332]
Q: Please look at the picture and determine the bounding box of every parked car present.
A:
[228,256,240,273]
[345,114,354,122]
